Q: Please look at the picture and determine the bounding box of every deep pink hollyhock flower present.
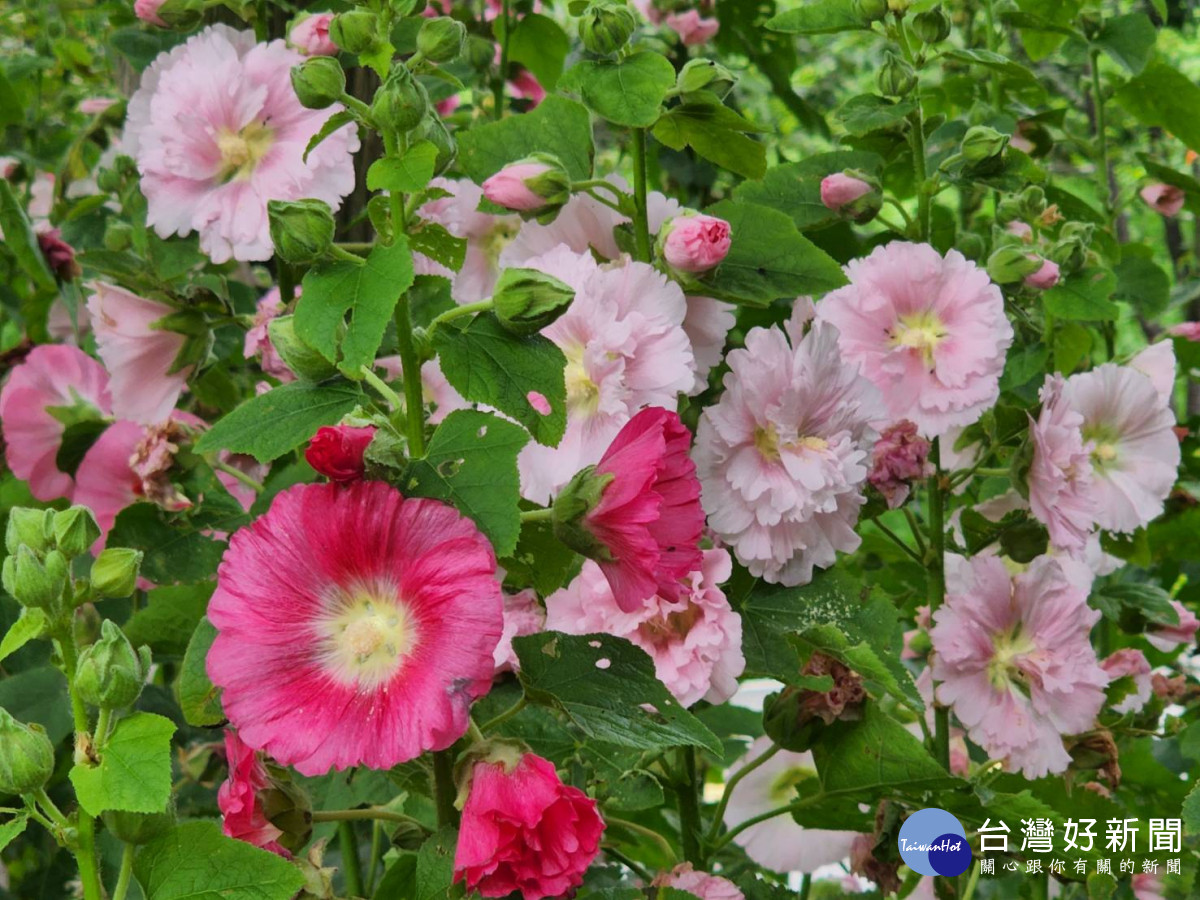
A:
[816,241,1013,438]
[289,13,337,56]
[207,481,502,775]
[37,228,81,280]
[930,555,1108,779]
[482,162,555,212]
[1028,374,1096,553]
[569,406,705,613]
[244,287,297,382]
[1140,183,1185,217]
[125,25,358,263]
[1147,600,1200,653]
[304,425,375,482]
[665,9,720,45]
[86,282,191,425]
[0,345,112,502]
[71,421,146,542]
[1169,321,1200,342]
[217,730,290,857]
[134,0,167,26]
[1100,648,1152,715]
[661,214,732,273]
[454,752,604,900]
[492,589,545,674]
[868,419,932,509]
[820,173,872,212]
[651,864,745,900]
[436,94,461,117]
[1023,257,1060,290]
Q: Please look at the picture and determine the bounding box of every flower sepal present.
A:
[550,465,616,562]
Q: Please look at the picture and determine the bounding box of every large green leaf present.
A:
[0,665,72,743]
[0,179,55,292]
[507,14,569,91]
[107,504,227,586]
[179,617,224,727]
[653,95,767,180]
[1115,63,1200,154]
[561,51,676,128]
[123,583,214,657]
[70,712,176,815]
[733,151,883,230]
[766,0,872,34]
[0,608,48,665]
[835,94,915,137]
[457,95,594,183]
[1042,268,1119,321]
[1093,13,1156,74]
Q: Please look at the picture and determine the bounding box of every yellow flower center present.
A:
[754,427,829,462]
[564,346,600,416]
[319,588,416,689]
[482,221,519,266]
[891,310,947,368]
[769,766,816,804]
[987,628,1034,692]
[216,122,274,182]
[1093,443,1117,464]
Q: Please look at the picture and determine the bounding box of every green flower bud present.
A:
[329,10,380,55]
[291,57,346,110]
[390,816,429,851]
[11,547,68,613]
[75,619,151,710]
[579,1,638,56]
[492,268,576,335]
[762,687,823,752]
[986,245,1042,284]
[1018,185,1047,219]
[268,316,339,382]
[53,506,101,559]
[912,5,951,44]
[551,465,615,561]
[856,0,888,22]
[994,196,1023,225]
[371,66,431,134]
[155,0,205,30]
[103,802,177,845]
[6,507,55,556]
[1049,223,1094,274]
[676,58,736,99]
[955,231,986,262]
[0,709,55,796]
[876,51,916,97]
[961,125,1009,168]
[417,17,467,64]
[260,777,313,855]
[104,219,133,251]
[267,199,337,266]
[90,547,143,600]
[467,35,497,71]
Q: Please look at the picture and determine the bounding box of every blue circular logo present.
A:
[898,808,971,877]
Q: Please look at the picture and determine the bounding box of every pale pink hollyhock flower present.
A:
[723,736,859,873]
[1147,600,1199,653]
[1028,374,1096,553]
[1023,257,1060,289]
[376,355,468,425]
[820,173,872,212]
[454,751,604,899]
[47,298,90,344]
[912,670,970,776]
[206,481,503,775]
[930,555,1108,779]
[867,419,932,509]
[218,729,290,857]
[125,25,358,263]
[901,605,932,660]
[86,282,191,425]
[1130,339,1177,407]
[1100,648,1153,714]
[682,295,736,394]
[79,98,117,115]
[545,549,744,706]
[1169,321,1200,342]
[492,589,545,674]
[289,13,337,56]
[1140,183,1185,217]
[1132,873,1167,900]
[1059,362,1179,534]
[515,246,694,503]
[816,242,1013,438]
[482,161,554,212]
[661,213,732,273]
[244,287,296,382]
[134,0,166,26]
[1006,220,1033,242]
[0,345,112,502]
[695,317,883,586]
[651,864,744,900]
[665,9,720,44]
[414,178,519,303]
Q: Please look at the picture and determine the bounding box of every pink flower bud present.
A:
[481,158,569,214]
[79,98,117,115]
[1023,257,1060,290]
[290,13,338,56]
[820,173,872,212]
[664,10,720,45]
[36,228,80,281]
[660,213,732,273]
[1140,183,1185,217]
[134,0,167,26]
[1168,321,1200,342]
[1006,220,1033,242]
[305,425,376,482]
[868,420,932,508]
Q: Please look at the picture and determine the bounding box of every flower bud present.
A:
[657,212,732,274]
[418,17,467,64]
[154,0,205,30]
[6,507,55,556]
[103,803,177,845]
[0,709,55,796]
[290,12,338,57]
[268,315,339,382]
[1017,185,1046,219]
[267,199,337,266]
[675,58,736,99]
[1140,183,1186,218]
[955,231,986,261]
[259,778,314,855]
[579,1,638,56]
[467,35,497,71]
[90,548,144,600]
[104,220,134,251]
[37,229,81,281]
[329,10,380,55]
[911,5,951,43]
[876,52,916,97]
[551,466,615,561]
[481,154,572,220]
[819,171,881,223]
[1023,257,1060,290]
[305,425,376,482]
[371,66,431,134]
[492,268,576,335]
[53,506,101,559]
[1049,222,1094,273]
[763,654,867,752]
[10,547,69,613]
[994,196,1023,224]
[986,245,1042,284]
[961,125,1008,168]
[75,619,151,710]
[856,0,887,22]
[290,57,346,110]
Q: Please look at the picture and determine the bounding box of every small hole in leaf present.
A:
[595,658,611,670]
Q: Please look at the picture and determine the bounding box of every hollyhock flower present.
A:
[1169,321,1200,342]
[493,589,545,674]
[695,317,883,586]
[415,178,520,303]
[1131,340,1177,407]
[682,295,736,394]
[867,420,931,509]
[454,751,604,900]
[134,0,166,26]
[1024,257,1060,289]
[1101,649,1153,715]
[665,9,720,45]
[651,864,744,900]
[0,345,112,502]
[289,13,337,56]
[305,425,375,482]
[125,25,358,263]
[206,481,503,775]
[436,94,461,117]
[47,298,90,343]
[244,287,296,382]
[722,736,859,873]
[1132,874,1167,900]
[37,228,80,280]
[1028,374,1096,553]
[816,242,1013,438]
[1059,363,1179,534]
[130,419,198,512]
[1140,183,1185,217]
[482,157,569,216]
[660,213,732,273]
[508,66,546,106]
[930,555,1108,779]
[514,246,694,504]
[1147,600,1199,653]
[545,549,743,706]
[79,97,117,115]
[376,355,468,426]
[71,421,149,542]
[820,173,872,212]
[218,730,289,857]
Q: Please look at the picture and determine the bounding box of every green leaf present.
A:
[766,0,872,34]
[123,583,214,657]
[791,623,918,710]
[433,312,567,446]
[405,410,529,556]
[179,617,224,728]
[409,222,467,273]
[1042,268,1118,321]
[416,827,461,900]
[0,68,23,127]
[733,152,883,230]
[0,608,47,664]
[942,48,1042,88]
[500,518,581,596]
[1000,343,1049,392]
[0,666,72,743]
[107,504,226,586]
[560,51,676,128]
[298,236,415,371]
[367,141,440,194]
[1115,63,1200,154]
[70,712,176,816]
[110,26,189,70]
[652,95,767,180]
[135,820,305,900]
[701,200,848,305]
[457,95,594,183]
[835,94,915,137]
[1114,247,1170,316]
[0,813,28,853]
[0,179,56,293]
[1094,13,1156,74]
[1091,582,1180,630]
[1184,781,1200,835]
[303,110,357,163]
[584,743,664,811]
[508,14,570,91]
[515,631,722,754]
[194,381,365,463]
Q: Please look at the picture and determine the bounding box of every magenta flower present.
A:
[868,419,932,509]
[660,213,732,273]
[125,25,358,263]
[206,482,503,775]
[134,0,167,26]
[36,228,80,281]
[217,730,289,857]
[304,425,376,482]
[289,13,337,56]
[816,241,1013,438]
[1140,183,1185,217]
[1028,375,1097,553]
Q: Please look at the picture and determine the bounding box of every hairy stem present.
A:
[675,748,703,865]
[926,439,950,770]
[432,748,458,828]
[631,128,652,263]
[112,843,135,900]
[338,821,364,898]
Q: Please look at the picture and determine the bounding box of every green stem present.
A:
[493,0,510,119]
[601,844,651,882]
[518,508,553,523]
[870,516,925,565]
[55,630,103,900]
[705,744,779,845]
[630,128,652,263]
[366,822,382,896]
[606,816,678,863]
[897,25,931,242]
[337,91,374,125]
[112,843,135,900]
[675,748,703,865]
[56,631,89,739]
[313,808,427,826]
[798,874,812,900]
[394,295,427,456]
[76,813,102,900]
[1090,49,1112,216]
[983,0,1001,108]
[32,789,69,830]
[432,749,458,828]
[961,859,981,900]
[361,365,406,412]
[338,821,364,899]
[902,507,927,558]
[211,459,264,495]
[93,707,113,750]
[926,439,950,770]
[427,300,493,337]
[481,696,527,732]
